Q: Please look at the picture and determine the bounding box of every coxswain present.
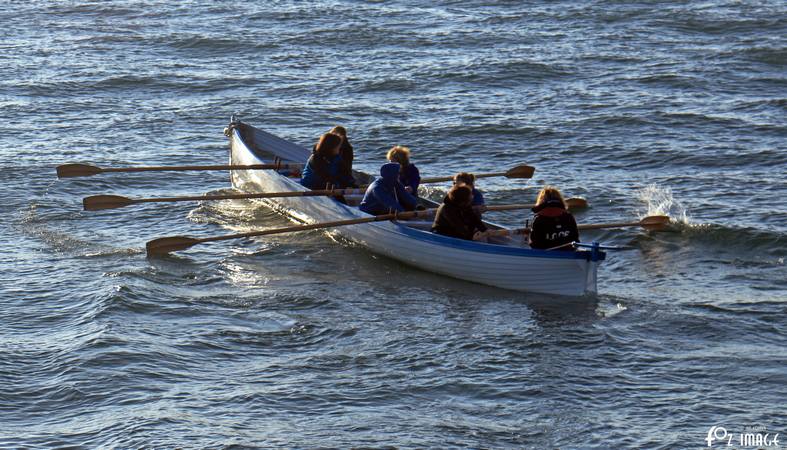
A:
[528,185,579,251]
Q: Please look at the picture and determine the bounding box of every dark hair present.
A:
[453,172,475,186]
[315,133,343,157]
[448,184,473,206]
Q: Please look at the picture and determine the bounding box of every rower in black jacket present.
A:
[528,186,579,251]
[432,184,488,241]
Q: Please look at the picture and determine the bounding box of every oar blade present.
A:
[146,236,202,258]
[504,165,535,179]
[56,163,102,178]
[83,194,135,211]
[565,197,589,210]
[640,215,671,231]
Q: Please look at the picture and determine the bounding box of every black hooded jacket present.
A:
[528,200,579,250]
[432,195,488,240]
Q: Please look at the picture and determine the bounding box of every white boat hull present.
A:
[226,121,603,297]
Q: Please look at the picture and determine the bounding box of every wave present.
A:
[659,221,787,258]
[737,46,787,66]
[357,78,421,93]
[654,11,785,36]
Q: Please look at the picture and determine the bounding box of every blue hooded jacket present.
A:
[359,163,418,215]
[300,151,345,190]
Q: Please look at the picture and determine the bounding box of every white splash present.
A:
[638,184,690,224]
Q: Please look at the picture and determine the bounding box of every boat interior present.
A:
[234,122,521,247]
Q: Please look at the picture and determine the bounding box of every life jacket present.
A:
[528,200,579,250]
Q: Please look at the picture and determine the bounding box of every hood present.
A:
[532,199,566,213]
[380,162,401,183]
[442,193,472,209]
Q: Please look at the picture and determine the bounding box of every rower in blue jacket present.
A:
[359,162,418,215]
[300,133,345,190]
[386,145,421,195]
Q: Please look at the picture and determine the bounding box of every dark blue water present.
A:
[1,1,785,448]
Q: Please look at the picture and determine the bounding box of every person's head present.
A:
[329,126,347,139]
[536,185,566,209]
[315,133,342,157]
[448,184,473,207]
[386,145,411,168]
[453,172,475,188]
[380,162,401,182]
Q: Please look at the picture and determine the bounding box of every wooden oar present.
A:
[145,209,436,257]
[418,164,535,184]
[410,197,589,216]
[576,215,670,231]
[56,162,303,178]
[486,215,671,237]
[85,192,588,212]
[483,197,588,212]
[83,188,366,211]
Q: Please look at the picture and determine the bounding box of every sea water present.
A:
[0,1,785,448]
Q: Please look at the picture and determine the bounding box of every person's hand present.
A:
[405,186,414,193]
[472,231,488,242]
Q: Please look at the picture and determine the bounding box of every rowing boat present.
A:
[225,117,605,296]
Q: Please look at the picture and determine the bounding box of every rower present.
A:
[386,145,420,196]
[329,125,358,188]
[359,162,417,215]
[453,172,486,217]
[301,133,344,190]
[432,184,489,242]
[528,186,579,251]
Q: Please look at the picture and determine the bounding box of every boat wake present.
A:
[185,188,292,231]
